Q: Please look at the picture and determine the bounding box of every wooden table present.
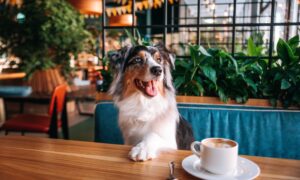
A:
[0,136,299,179]
[0,72,26,80]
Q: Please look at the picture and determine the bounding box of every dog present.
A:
[108,43,194,161]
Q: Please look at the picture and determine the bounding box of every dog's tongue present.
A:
[145,80,158,97]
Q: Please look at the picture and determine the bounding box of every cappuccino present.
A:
[191,138,239,174]
[205,139,236,148]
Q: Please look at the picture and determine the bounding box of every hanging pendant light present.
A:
[1,0,22,7]
[109,14,136,26]
[68,0,102,15]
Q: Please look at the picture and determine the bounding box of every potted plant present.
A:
[0,0,93,94]
[173,35,300,108]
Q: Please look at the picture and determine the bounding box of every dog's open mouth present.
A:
[134,79,158,97]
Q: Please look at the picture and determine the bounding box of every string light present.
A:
[224,10,228,16]
[210,3,215,10]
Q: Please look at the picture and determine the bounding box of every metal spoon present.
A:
[167,161,178,180]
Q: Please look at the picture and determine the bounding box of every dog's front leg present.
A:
[129,133,170,161]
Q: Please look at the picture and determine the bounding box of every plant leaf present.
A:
[175,59,190,69]
[287,35,299,52]
[218,88,228,102]
[244,78,257,92]
[277,38,297,64]
[124,29,137,46]
[174,76,185,89]
[202,66,217,85]
[198,45,211,56]
[247,37,256,56]
[192,80,204,96]
[280,79,291,90]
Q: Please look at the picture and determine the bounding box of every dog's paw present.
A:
[129,142,157,161]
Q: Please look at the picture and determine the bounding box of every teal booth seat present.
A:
[0,86,32,97]
[94,101,300,160]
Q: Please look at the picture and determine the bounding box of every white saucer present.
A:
[182,155,260,180]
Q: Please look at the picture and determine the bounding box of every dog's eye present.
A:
[134,58,143,63]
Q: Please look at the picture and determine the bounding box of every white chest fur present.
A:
[115,92,179,149]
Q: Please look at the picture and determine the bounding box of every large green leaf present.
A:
[287,35,299,52]
[247,37,256,56]
[244,78,257,92]
[281,79,291,90]
[219,51,238,73]
[175,59,190,69]
[202,66,217,85]
[198,45,211,57]
[174,76,185,89]
[277,38,297,64]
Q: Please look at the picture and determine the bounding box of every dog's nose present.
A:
[150,66,162,76]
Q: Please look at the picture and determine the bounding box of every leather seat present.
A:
[2,114,61,133]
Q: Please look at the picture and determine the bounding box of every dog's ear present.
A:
[108,46,131,74]
[154,42,175,69]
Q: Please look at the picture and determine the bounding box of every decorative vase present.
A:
[28,68,68,94]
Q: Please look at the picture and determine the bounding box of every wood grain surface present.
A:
[0,136,299,179]
[0,72,25,80]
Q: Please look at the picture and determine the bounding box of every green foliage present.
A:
[0,0,93,78]
[99,55,113,92]
[262,35,300,107]
[174,35,300,107]
[247,37,264,56]
[124,29,152,46]
[173,45,259,103]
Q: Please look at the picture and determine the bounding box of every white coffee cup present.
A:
[191,138,238,175]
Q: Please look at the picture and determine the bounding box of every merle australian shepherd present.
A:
[108,43,194,161]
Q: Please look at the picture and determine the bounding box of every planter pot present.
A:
[28,68,68,94]
[96,92,283,108]
[175,96,277,108]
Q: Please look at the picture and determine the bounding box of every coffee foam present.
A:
[204,139,236,148]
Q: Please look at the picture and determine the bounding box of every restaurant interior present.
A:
[0,0,300,179]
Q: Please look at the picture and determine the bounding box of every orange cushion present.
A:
[2,114,61,133]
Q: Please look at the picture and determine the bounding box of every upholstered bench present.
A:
[94,99,300,160]
[0,86,32,124]
[0,86,32,97]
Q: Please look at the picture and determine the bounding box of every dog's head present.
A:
[109,43,175,101]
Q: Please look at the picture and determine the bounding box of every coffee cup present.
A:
[191,138,238,175]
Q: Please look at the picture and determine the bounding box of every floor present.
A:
[0,100,95,142]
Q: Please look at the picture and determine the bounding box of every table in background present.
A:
[0,136,299,179]
[0,72,26,80]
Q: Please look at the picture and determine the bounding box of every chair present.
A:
[1,85,69,139]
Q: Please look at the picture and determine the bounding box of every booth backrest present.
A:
[94,101,300,160]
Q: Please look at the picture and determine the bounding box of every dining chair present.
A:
[1,85,69,139]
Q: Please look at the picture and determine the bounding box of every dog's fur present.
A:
[109,44,194,161]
